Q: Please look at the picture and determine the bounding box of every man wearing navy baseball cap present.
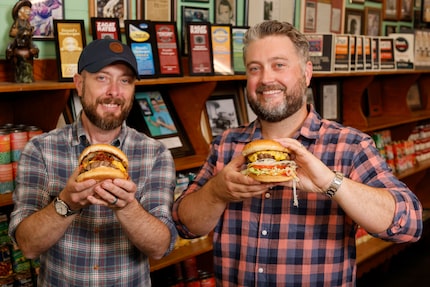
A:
[9,38,177,286]
[77,38,140,79]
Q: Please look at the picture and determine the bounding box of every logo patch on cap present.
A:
[109,42,124,54]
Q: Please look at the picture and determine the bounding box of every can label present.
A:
[0,164,14,194]
[10,130,28,162]
[0,132,11,164]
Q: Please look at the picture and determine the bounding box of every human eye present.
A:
[247,65,261,74]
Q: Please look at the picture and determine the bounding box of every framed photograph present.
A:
[88,0,131,29]
[53,20,86,82]
[365,8,382,36]
[29,0,64,40]
[205,94,241,137]
[320,82,341,122]
[214,0,236,25]
[304,0,317,33]
[345,9,364,35]
[182,0,209,2]
[90,17,121,40]
[423,0,430,22]
[385,24,397,35]
[383,0,399,20]
[124,20,160,78]
[181,6,210,55]
[136,0,174,22]
[246,0,295,27]
[406,83,422,110]
[154,22,183,77]
[127,90,194,158]
[400,0,414,20]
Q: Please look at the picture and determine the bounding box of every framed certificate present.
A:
[90,17,121,40]
[187,22,214,76]
[154,21,183,77]
[124,20,160,78]
[53,20,86,82]
[211,24,234,75]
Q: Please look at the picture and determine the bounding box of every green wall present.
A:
[0,0,415,60]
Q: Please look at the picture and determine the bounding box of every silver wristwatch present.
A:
[54,197,81,217]
[325,171,344,198]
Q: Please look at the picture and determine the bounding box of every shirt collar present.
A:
[72,112,126,149]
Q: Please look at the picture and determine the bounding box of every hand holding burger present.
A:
[76,144,129,182]
[242,139,299,183]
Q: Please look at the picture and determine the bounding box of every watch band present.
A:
[325,171,344,198]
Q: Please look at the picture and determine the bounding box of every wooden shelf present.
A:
[149,236,213,272]
[0,193,13,207]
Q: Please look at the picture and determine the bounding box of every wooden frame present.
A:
[88,0,131,29]
[304,0,317,33]
[214,0,237,25]
[136,0,174,22]
[90,17,121,40]
[383,0,399,20]
[399,0,414,20]
[246,0,295,27]
[127,90,195,158]
[29,0,64,40]
[422,0,430,22]
[320,81,341,122]
[182,6,210,55]
[365,8,382,36]
[406,83,422,110]
[385,24,397,35]
[345,9,364,35]
[205,94,241,137]
[53,20,86,82]
[182,0,209,2]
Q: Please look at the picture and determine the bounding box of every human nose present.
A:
[260,68,275,84]
[107,80,120,96]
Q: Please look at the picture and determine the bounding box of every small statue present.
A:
[6,0,40,83]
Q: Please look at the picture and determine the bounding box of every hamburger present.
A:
[76,144,129,182]
[242,139,298,183]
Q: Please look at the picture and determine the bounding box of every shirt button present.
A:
[265,192,271,198]
[261,230,268,236]
[93,265,99,270]
[258,267,264,273]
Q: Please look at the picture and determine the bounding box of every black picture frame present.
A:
[187,22,215,76]
[127,90,195,158]
[90,17,121,40]
[153,21,183,77]
[181,6,210,55]
[29,0,64,40]
[214,0,237,25]
[124,20,160,79]
[319,81,342,122]
[211,24,234,75]
[53,19,86,82]
[345,8,364,35]
[205,94,241,137]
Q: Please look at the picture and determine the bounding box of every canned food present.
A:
[26,126,43,140]
[10,129,28,162]
[0,130,11,165]
[0,164,14,194]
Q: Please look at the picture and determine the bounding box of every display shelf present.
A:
[149,236,213,272]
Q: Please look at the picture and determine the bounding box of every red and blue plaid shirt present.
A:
[9,116,177,286]
[173,106,422,286]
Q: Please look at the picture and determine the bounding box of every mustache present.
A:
[255,85,286,94]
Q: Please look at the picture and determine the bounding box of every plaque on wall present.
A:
[154,21,183,77]
[211,24,234,75]
[124,20,160,78]
[187,22,214,76]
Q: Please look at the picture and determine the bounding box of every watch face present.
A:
[55,200,68,215]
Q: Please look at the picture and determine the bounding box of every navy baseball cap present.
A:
[78,39,139,79]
